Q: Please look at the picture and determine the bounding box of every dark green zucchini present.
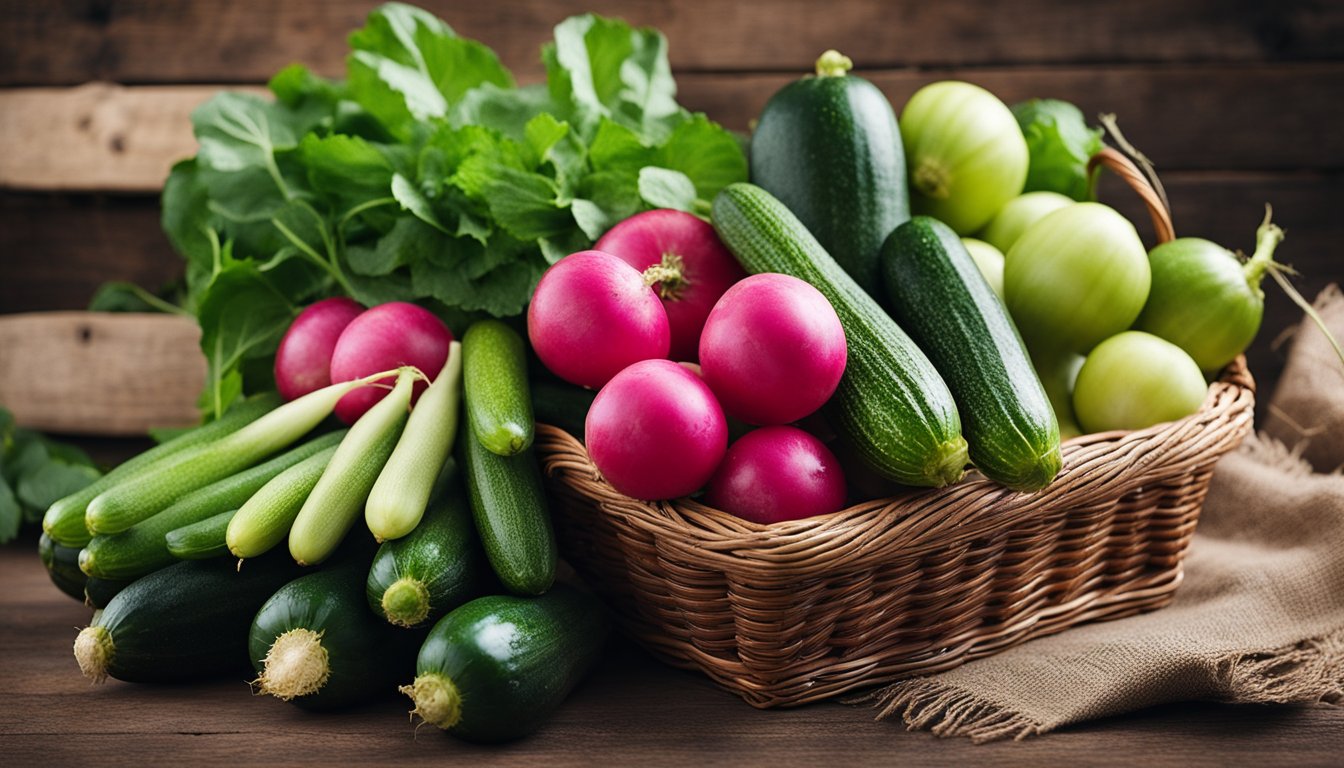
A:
[366,477,489,628]
[462,412,557,596]
[402,585,608,742]
[749,50,908,298]
[250,559,422,710]
[74,552,301,682]
[39,532,87,601]
[165,509,235,560]
[80,431,344,580]
[712,183,968,487]
[880,216,1061,491]
[530,378,596,441]
[83,575,133,609]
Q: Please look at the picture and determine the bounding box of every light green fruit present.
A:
[1072,331,1207,433]
[980,191,1074,254]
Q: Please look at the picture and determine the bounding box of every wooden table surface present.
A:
[3,541,1340,767]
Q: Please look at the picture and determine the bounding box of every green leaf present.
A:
[452,162,571,241]
[192,92,310,173]
[269,64,344,109]
[162,159,218,301]
[196,262,297,418]
[452,83,553,141]
[391,173,449,232]
[299,133,396,212]
[40,438,95,469]
[347,2,513,136]
[1012,99,1105,202]
[588,118,653,172]
[656,113,748,201]
[0,476,19,544]
[544,14,681,142]
[637,167,698,212]
[17,462,100,514]
[5,433,47,488]
[88,282,186,315]
[351,216,446,276]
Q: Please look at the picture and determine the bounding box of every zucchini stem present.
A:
[1243,204,1286,290]
[256,628,330,700]
[641,253,689,300]
[382,577,432,628]
[401,672,462,730]
[814,49,853,78]
[74,625,113,683]
[926,436,970,488]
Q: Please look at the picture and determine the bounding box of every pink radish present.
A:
[699,273,847,425]
[328,302,453,424]
[705,426,847,524]
[585,359,727,500]
[528,250,670,389]
[595,209,745,362]
[273,297,364,401]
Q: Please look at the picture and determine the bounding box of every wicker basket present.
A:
[535,149,1257,708]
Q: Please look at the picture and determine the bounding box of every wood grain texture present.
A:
[1,0,1341,86]
[0,313,204,435]
[0,541,1340,766]
[2,63,1341,192]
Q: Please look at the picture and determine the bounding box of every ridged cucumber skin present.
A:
[227,445,340,560]
[250,560,423,710]
[366,477,489,628]
[749,65,908,298]
[83,575,134,609]
[462,413,557,596]
[82,553,301,681]
[463,320,534,456]
[409,586,608,743]
[530,378,596,442]
[42,394,280,547]
[166,510,235,560]
[711,183,967,487]
[81,431,345,580]
[881,217,1061,491]
[39,533,87,601]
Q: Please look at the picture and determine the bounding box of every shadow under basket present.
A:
[536,358,1255,708]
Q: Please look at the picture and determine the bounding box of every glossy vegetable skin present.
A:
[274,297,363,401]
[463,322,533,456]
[706,427,847,523]
[165,510,234,560]
[402,585,608,742]
[882,217,1060,491]
[711,183,967,487]
[749,49,909,297]
[328,302,452,425]
[1072,331,1208,433]
[39,533,87,601]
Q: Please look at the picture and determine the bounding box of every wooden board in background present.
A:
[2,0,1342,86]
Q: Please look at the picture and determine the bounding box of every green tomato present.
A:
[900,81,1028,235]
[980,191,1074,254]
[1135,236,1272,373]
[1072,331,1206,433]
[1031,348,1084,440]
[960,238,1005,301]
[1004,202,1150,354]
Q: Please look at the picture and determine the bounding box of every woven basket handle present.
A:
[1086,146,1176,244]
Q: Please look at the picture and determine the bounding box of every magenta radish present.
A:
[328,302,453,424]
[705,426,847,524]
[274,297,364,401]
[595,209,746,362]
[584,359,727,500]
[528,250,670,389]
[698,273,847,425]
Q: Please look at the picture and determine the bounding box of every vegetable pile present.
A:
[32,1,1339,746]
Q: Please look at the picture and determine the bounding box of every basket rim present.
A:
[537,357,1255,575]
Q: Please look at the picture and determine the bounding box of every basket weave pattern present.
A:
[539,362,1254,709]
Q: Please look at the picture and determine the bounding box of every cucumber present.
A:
[367,475,489,628]
[463,321,534,456]
[401,585,608,742]
[73,552,301,682]
[366,345,462,542]
[712,183,968,487]
[81,431,345,580]
[462,413,556,596]
[86,376,387,535]
[531,378,596,441]
[227,444,341,560]
[42,393,280,546]
[289,370,414,566]
[749,50,908,298]
[166,510,235,560]
[39,532,87,601]
[250,559,422,709]
[83,575,133,609]
[880,217,1061,491]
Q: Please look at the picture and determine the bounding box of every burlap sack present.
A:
[1265,284,1344,472]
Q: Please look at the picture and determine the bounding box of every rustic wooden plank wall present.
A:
[1,0,1340,411]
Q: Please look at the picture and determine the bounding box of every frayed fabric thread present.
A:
[848,680,1042,744]
[1215,627,1344,706]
